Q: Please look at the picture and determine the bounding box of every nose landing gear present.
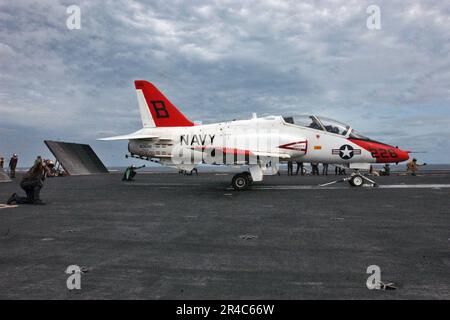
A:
[349,174,364,187]
[320,171,378,188]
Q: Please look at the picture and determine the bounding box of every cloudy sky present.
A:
[1,0,449,166]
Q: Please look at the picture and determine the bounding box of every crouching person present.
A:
[7,159,48,205]
[122,164,145,181]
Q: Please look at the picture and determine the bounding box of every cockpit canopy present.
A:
[283,115,368,139]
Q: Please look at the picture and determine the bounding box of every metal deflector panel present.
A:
[44,140,108,175]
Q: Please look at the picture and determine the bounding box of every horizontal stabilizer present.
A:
[98,132,159,141]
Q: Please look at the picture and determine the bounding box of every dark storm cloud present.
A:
[1,0,449,165]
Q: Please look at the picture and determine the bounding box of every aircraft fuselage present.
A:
[127,115,409,165]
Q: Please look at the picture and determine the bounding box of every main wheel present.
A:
[232,173,250,191]
[349,175,364,187]
[243,172,253,185]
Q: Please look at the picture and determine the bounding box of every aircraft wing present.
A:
[192,146,291,159]
[253,151,291,159]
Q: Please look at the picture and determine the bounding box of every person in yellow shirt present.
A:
[406,158,426,176]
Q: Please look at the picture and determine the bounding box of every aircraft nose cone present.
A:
[397,149,410,162]
[347,138,410,163]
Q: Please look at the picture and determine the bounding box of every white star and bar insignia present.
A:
[332,144,361,160]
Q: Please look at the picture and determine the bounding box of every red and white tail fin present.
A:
[135,80,194,127]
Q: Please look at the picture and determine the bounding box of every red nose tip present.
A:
[348,138,410,163]
[397,149,410,162]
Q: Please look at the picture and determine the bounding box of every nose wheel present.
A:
[231,172,253,191]
[349,174,364,187]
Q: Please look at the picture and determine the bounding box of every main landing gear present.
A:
[231,172,253,191]
[320,171,378,188]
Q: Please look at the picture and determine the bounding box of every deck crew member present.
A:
[311,162,320,175]
[7,158,48,205]
[380,164,390,176]
[295,162,304,175]
[9,153,18,178]
[406,158,426,176]
[287,161,293,175]
[122,164,145,181]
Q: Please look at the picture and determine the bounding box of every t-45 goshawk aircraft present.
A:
[100,80,410,190]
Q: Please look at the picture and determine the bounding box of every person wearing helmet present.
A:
[122,164,145,181]
[8,153,18,178]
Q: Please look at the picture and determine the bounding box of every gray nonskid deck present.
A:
[0,172,449,299]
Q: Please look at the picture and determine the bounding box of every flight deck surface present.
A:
[0,172,449,299]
